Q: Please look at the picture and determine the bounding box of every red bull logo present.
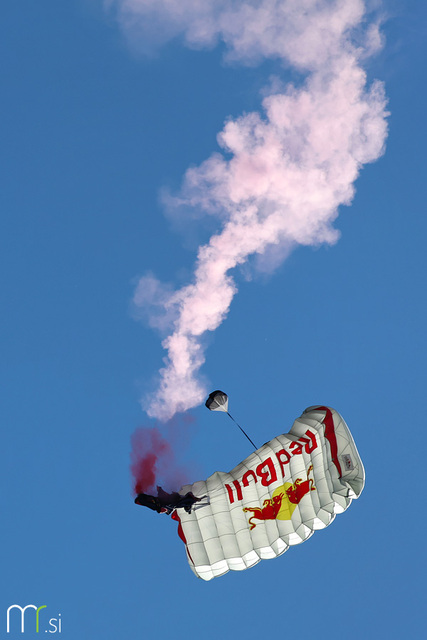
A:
[243,465,316,529]
[285,464,316,504]
[224,429,318,505]
[243,493,285,530]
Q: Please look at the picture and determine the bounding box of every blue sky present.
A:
[1,1,425,638]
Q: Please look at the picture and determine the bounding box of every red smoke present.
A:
[130,417,195,495]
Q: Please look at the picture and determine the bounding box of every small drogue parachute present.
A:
[171,403,365,581]
[205,390,229,413]
[205,390,257,449]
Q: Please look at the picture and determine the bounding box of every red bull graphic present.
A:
[243,493,285,530]
[243,465,316,529]
[224,429,318,505]
[285,464,316,504]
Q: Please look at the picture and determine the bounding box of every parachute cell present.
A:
[172,405,364,580]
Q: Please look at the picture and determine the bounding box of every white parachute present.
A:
[205,390,229,413]
[172,404,365,581]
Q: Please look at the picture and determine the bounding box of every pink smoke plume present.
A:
[112,0,389,420]
[130,418,194,495]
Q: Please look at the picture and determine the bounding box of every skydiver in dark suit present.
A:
[135,486,204,514]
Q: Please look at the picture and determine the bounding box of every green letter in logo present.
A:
[36,606,47,632]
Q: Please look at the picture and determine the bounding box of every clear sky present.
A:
[1,1,425,638]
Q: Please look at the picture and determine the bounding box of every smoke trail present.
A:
[130,419,194,494]
[112,0,389,420]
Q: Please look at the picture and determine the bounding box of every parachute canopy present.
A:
[205,390,229,413]
[171,405,365,581]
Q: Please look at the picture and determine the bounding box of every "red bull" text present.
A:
[224,429,318,505]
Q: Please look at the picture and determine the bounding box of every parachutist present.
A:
[172,405,365,581]
[135,486,203,515]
